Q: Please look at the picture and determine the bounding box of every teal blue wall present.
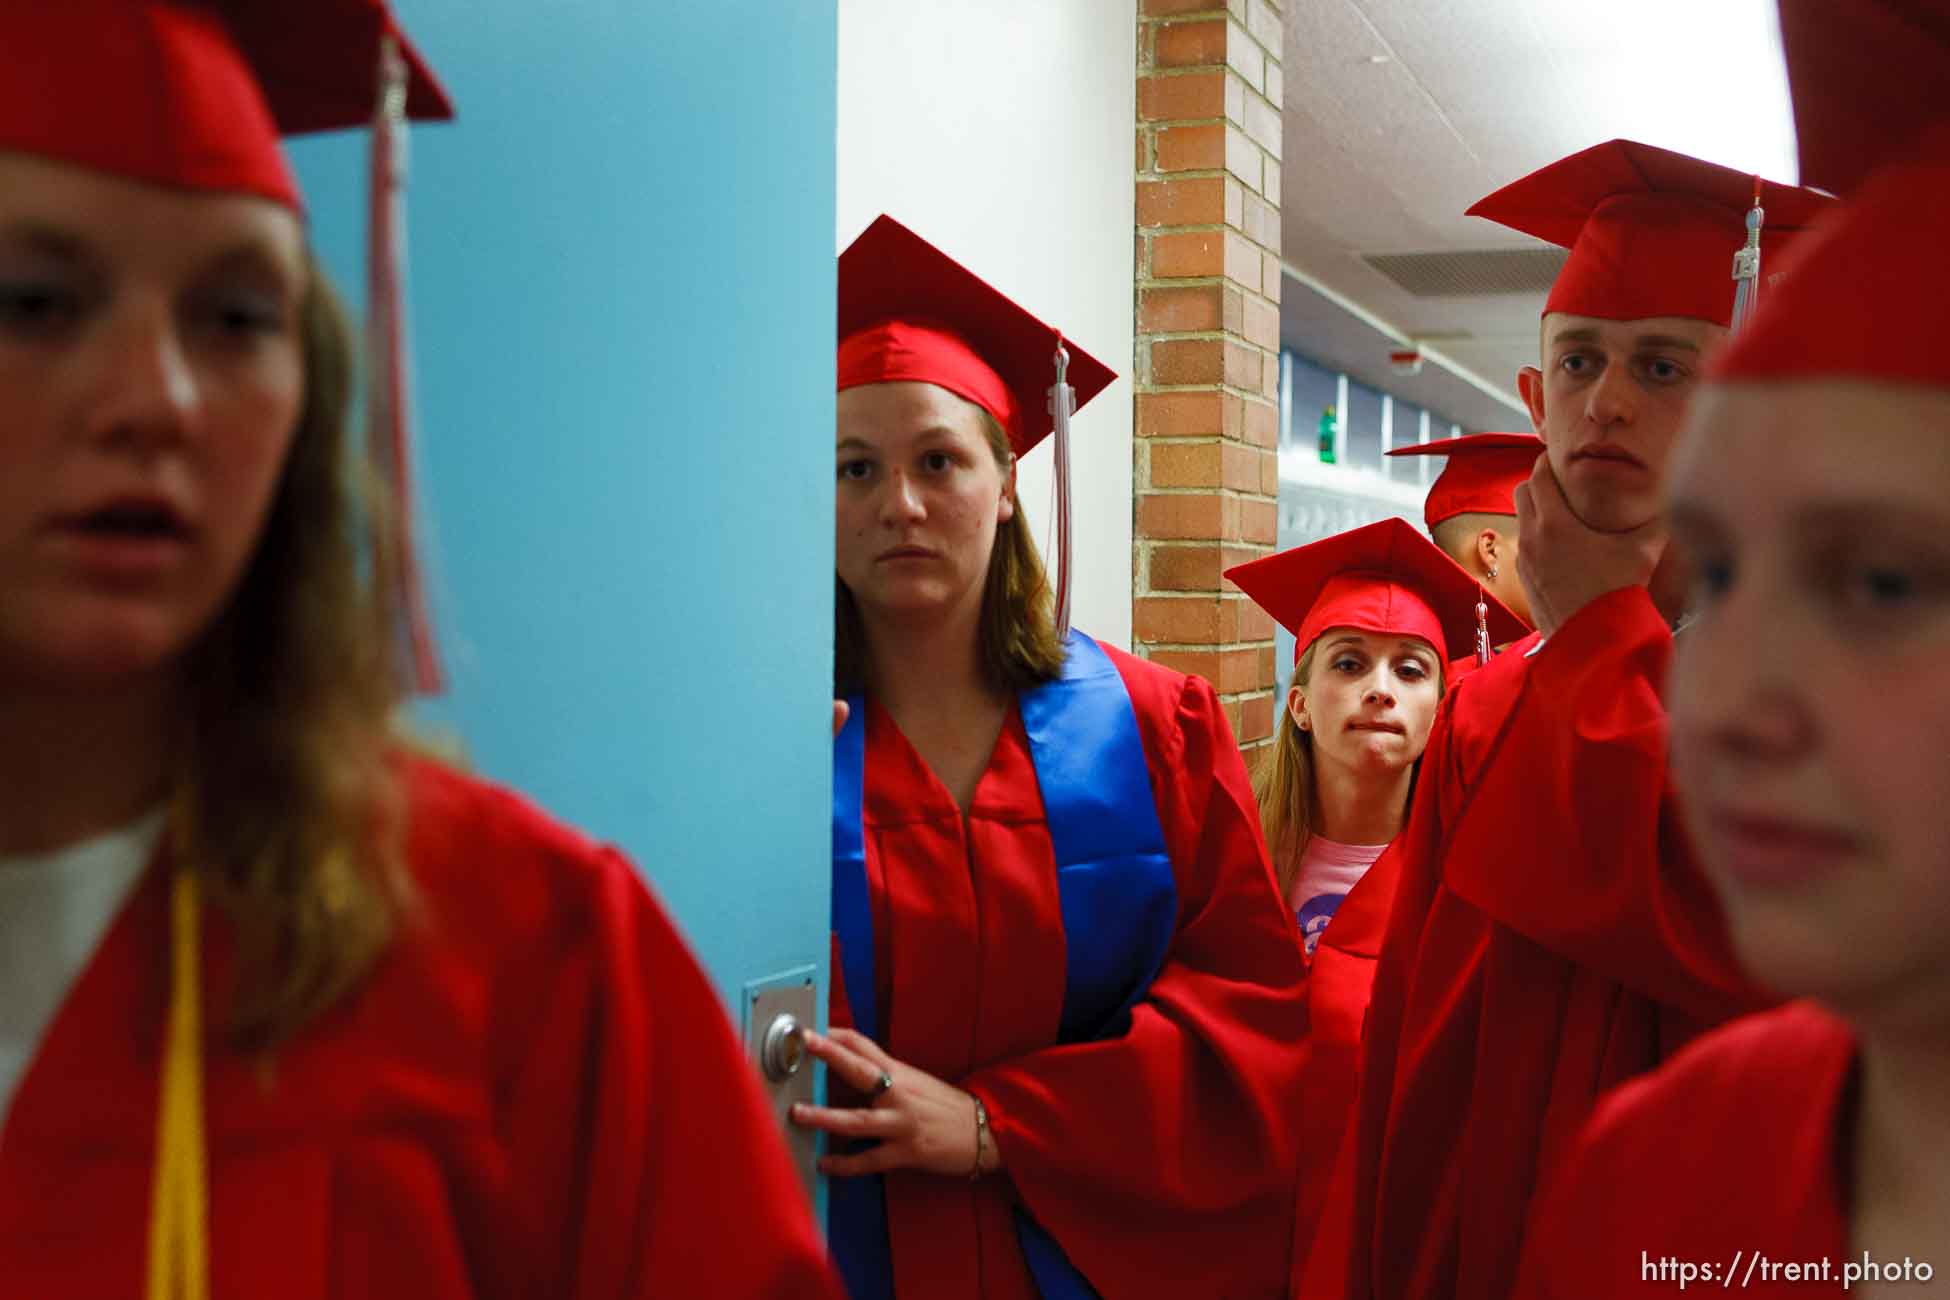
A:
[287,2,836,1015]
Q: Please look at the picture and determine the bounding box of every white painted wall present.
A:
[837,0,1139,650]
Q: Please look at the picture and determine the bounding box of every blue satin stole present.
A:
[829,631,1178,1300]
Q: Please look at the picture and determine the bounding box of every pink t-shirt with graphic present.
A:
[1287,836,1389,959]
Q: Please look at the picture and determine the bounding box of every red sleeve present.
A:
[962,668,1309,1299]
[504,848,842,1299]
[1438,586,1763,1022]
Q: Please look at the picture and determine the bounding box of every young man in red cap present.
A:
[1386,431,1545,652]
[1517,4,1950,1292]
[1307,140,1834,1300]
[0,4,838,1296]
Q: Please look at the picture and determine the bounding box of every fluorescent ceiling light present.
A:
[1528,0,1799,183]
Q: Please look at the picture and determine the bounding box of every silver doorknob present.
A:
[761,1013,805,1082]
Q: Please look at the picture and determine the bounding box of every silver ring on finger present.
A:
[872,1071,895,1100]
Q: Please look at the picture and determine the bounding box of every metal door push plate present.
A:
[742,966,819,1196]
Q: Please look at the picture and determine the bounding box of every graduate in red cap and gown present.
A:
[1307,141,1836,1300]
[0,4,838,1296]
[1223,521,1524,1278]
[1385,432,1544,653]
[793,215,1309,1299]
[1517,5,1950,1293]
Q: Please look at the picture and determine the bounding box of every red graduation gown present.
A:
[1515,1002,1853,1298]
[1288,842,1398,1288]
[0,758,840,1299]
[1319,587,1768,1299]
[1288,641,1505,1287]
[834,644,1308,1299]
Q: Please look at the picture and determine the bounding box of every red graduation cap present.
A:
[0,0,452,211]
[838,215,1119,636]
[1467,139,1832,326]
[1776,0,1950,199]
[1711,125,1950,388]
[1710,0,1950,386]
[1224,518,1527,666]
[1384,432,1544,529]
[0,0,454,692]
[837,215,1116,458]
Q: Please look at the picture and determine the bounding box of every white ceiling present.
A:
[1277,0,1797,420]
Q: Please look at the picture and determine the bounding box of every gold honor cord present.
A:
[145,866,209,1300]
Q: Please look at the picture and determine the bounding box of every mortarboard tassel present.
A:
[145,793,209,1300]
[1474,590,1491,668]
[368,33,444,694]
[1729,176,1766,334]
[1048,338,1077,640]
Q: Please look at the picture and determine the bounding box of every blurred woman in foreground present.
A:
[1516,5,1950,1292]
[0,4,834,1294]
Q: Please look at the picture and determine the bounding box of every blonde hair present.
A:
[835,405,1065,696]
[181,259,411,1049]
[1253,636,1444,902]
[1254,640,1323,903]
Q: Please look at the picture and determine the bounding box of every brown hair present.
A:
[1253,636,1444,902]
[1253,640,1323,903]
[180,259,410,1049]
[834,404,1065,696]
[1430,511,1508,573]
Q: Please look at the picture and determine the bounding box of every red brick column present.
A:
[1134,0,1284,748]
